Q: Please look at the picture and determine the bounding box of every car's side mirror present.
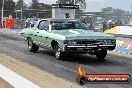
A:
[44,28,48,31]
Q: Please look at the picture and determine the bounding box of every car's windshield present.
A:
[51,20,90,30]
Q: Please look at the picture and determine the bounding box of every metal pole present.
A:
[1,0,5,27]
[131,6,132,16]
[73,0,75,19]
[16,10,17,18]
[21,8,23,19]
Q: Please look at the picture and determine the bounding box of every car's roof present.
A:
[41,18,80,21]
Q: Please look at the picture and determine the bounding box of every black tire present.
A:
[28,38,39,53]
[96,50,107,61]
[53,43,64,60]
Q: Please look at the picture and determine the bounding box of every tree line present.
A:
[0,0,52,18]
[0,0,130,19]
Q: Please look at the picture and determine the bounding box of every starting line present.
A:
[0,64,40,88]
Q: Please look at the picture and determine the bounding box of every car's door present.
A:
[37,20,50,48]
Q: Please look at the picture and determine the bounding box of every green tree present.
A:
[101,7,130,24]
[30,0,39,9]
[29,0,51,18]
[101,7,113,13]
[101,7,130,15]
[38,3,51,10]
[0,1,3,9]
[0,0,15,17]
[4,0,15,11]
[16,0,27,10]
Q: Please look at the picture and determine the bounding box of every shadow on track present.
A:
[37,49,130,66]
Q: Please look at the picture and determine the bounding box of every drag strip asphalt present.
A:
[0,31,132,88]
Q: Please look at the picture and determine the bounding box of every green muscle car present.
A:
[21,18,116,60]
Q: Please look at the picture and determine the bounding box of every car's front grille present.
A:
[76,40,110,45]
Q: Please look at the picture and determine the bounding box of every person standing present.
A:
[102,21,107,32]
[0,19,2,28]
[64,13,70,19]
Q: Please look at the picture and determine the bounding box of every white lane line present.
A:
[54,63,78,73]
[0,64,40,88]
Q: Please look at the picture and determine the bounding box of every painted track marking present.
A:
[0,64,40,88]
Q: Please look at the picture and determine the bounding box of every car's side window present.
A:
[38,20,49,31]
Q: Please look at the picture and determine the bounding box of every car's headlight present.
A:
[103,40,115,45]
[66,40,77,46]
[106,40,112,44]
[112,39,116,44]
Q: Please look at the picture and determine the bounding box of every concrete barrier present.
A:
[104,26,132,54]
[115,37,132,54]
[104,26,132,35]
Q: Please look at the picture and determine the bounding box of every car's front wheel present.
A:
[28,38,39,53]
[96,50,107,61]
[53,43,64,60]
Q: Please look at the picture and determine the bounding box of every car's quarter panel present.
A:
[21,28,29,40]
[21,28,38,43]
[46,32,66,51]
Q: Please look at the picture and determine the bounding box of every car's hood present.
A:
[52,29,115,40]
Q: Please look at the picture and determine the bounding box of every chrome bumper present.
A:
[65,45,115,53]
[66,45,115,48]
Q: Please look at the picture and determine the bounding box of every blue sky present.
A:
[13,0,132,12]
[85,0,132,12]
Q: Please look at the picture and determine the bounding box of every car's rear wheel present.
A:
[96,50,107,61]
[28,38,39,53]
[53,43,64,60]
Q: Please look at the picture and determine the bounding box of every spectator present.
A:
[64,13,70,19]
[102,21,107,31]
[0,19,2,28]
[115,20,123,26]
[88,19,94,30]
[2,20,5,28]
[109,21,114,29]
